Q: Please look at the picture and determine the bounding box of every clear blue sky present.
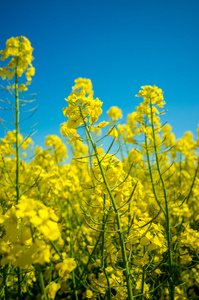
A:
[1,0,199,148]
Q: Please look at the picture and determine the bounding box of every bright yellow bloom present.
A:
[85,289,93,298]
[106,126,118,139]
[0,36,34,87]
[26,66,35,81]
[46,282,61,300]
[107,106,123,121]
[136,85,164,105]
[55,258,77,277]
[62,78,103,142]
[97,121,109,128]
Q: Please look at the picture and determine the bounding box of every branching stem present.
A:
[79,107,134,300]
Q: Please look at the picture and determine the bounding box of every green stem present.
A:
[144,131,166,217]
[79,107,134,300]
[85,130,93,171]
[17,267,22,300]
[36,265,48,300]
[15,63,20,204]
[149,100,174,300]
[3,265,9,300]
[104,265,112,300]
[15,61,22,300]
[186,155,199,204]
[50,241,62,259]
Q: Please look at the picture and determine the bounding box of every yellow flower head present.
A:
[0,36,35,85]
[62,78,103,141]
[56,258,77,277]
[46,282,61,300]
[136,85,164,107]
[107,106,123,121]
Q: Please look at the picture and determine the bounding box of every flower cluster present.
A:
[0,196,62,267]
[0,36,35,90]
[61,78,103,143]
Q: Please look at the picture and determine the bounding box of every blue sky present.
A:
[0,0,199,149]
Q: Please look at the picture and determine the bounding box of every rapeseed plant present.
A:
[0,37,199,300]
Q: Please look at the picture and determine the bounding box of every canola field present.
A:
[0,36,199,300]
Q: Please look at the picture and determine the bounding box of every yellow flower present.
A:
[106,126,118,139]
[136,85,164,106]
[26,66,35,81]
[105,266,113,273]
[19,84,28,92]
[0,66,8,80]
[6,70,14,79]
[85,289,93,298]
[107,106,123,121]
[56,258,77,277]
[46,282,61,300]
[62,78,103,135]
[61,122,80,139]
[0,36,34,88]
[97,121,109,128]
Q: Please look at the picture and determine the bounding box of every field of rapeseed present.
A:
[0,36,199,300]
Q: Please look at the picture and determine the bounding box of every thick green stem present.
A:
[15,62,22,300]
[15,64,20,204]
[149,100,174,300]
[144,132,166,217]
[80,107,134,300]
